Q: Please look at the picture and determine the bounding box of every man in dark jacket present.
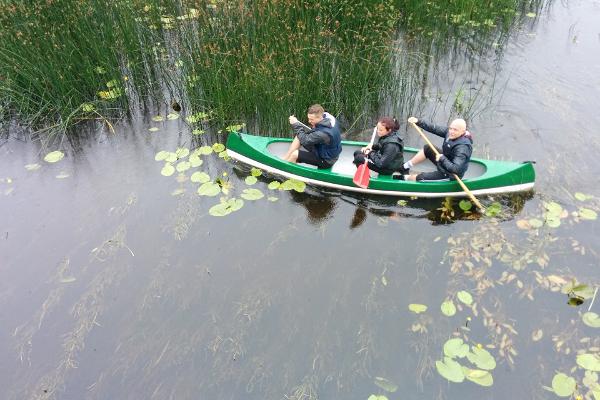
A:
[404,116,473,181]
[283,104,342,169]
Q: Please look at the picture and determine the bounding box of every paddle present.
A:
[353,127,377,189]
[408,121,486,212]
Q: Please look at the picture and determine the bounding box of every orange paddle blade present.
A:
[353,161,370,189]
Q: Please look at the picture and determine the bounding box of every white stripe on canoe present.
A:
[226,149,534,198]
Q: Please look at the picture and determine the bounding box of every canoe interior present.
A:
[266,142,487,179]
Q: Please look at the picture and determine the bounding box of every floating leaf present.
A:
[583,312,600,328]
[367,396,389,400]
[459,200,472,211]
[176,161,191,172]
[408,304,428,314]
[268,181,281,190]
[59,277,76,283]
[281,179,306,192]
[25,163,41,171]
[148,127,159,132]
[197,146,213,155]
[463,367,493,387]
[44,151,65,163]
[186,111,210,124]
[268,197,278,202]
[457,290,473,305]
[544,201,563,216]
[577,354,600,371]
[579,208,598,220]
[192,129,205,135]
[551,373,576,397]
[167,113,180,120]
[241,188,264,200]
[546,216,561,228]
[525,12,537,18]
[397,199,408,206]
[197,182,221,196]
[189,155,203,167]
[485,202,502,217]
[575,192,592,201]
[441,300,457,317]
[374,377,398,393]
[161,163,175,176]
[212,143,225,152]
[152,115,164,122]
[175,147,190,159]
[245,176,258,185]
[528,218,544,228]
[444,338,469,358]
[171,188,185,196]
[225,123,245,132]
[191,171,210,184]
[436,357,465,382]
[209,198,244,216]
[250,167,262,177]
[165,152,178,163]
[466,347,496,370]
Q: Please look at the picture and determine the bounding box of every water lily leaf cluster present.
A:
[435,338,496,386]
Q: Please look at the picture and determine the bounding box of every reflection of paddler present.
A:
[289,191,336,225]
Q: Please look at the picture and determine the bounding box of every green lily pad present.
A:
[367,396,389,400]
[436,357,465,382]
[44,151,65,163]
[459,200,472,211]
[167,113,180,120]
[268,197,278,202]
[583,312,600,328]
[528,218,544,228]
[444,338,469,358]
[165,152,178,163]
[575,192,592,201]
[186,111,210,124]
[408,303,427,314]
[152,115,164,122]
[551,373,576,397]
[281,179,306,192]
[241,188,264,200]
[212,143,225,152]
[457,290,473,305]
[175,147,190,159]
[161,163,175,176]
[250,167,262,177]
[577,354,600,371]
[191,171,210,184]
[197,146,213,155]
[209,198,244,216]
[579,208,598,220]
[197,182,221,196]
[245,176,258,185]
[463,367,493,387]
[268,181,281,190]
[485,202,502,217]
[466,347,496,370]
[546,216,561,228]
[189,154,203,167]
[441,300,457,317]
[397,199,408,206]
[526,12,537,18]
[176,161,191,172]
[192,129,205,135]
[374,377,398,393]
[544,201,563,216]
[25,163,41,171]
[148,127,160,132]
[225,123,245,132]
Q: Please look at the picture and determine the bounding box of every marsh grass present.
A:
[0,0,546,138]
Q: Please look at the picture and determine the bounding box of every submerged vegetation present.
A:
[0,0,545,139]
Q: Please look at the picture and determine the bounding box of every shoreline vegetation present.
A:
[0,0,545,140]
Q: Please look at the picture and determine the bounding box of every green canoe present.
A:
[226,132,535,198]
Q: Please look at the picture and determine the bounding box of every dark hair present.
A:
[378,117,400,132]
[307,104,324,115]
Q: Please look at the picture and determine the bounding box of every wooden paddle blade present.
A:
[353,161,370,189]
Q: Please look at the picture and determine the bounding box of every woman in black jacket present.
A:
[403,116,473,181]
[353,117,404,175]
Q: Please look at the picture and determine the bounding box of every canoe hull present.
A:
[226,132,535,198]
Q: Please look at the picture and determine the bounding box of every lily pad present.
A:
[241,188,264,200]
[466,347,496,370]
[579,208,598,220]
[485,202,502,217]
[171,188,185,196]
[212,143,225,152]
[575,192,592,201]
[441,300,457,317]
[250,167,262,177]
[436,357,465,382]
[544,201,563,216]
[281,179,306,192]
[444,338,469,358]
[525,12,537,18]
[176,161,191,172]
[44,151,65,163]
[197,146,213,155]
[197,182,221,196]
[374,377,398,393]
[528,218,544,228]
[268,197,278,202]
[268,181,281,190]
[367,396,389,400]
[25,163,41,171]
[463,367,493,387]
[165,153,178,163]
[192,129,205,135]
[551,373,576,397]
[245,176,258,185]
[583,312,600,328]
[209,198,244,216]
[155,151,169,161]
[577,354,600,371]
[191,171,210,184]
[397,199,408,206]
[161,163,175,176]
[175,147,190,159]
[189,154,203,167]
[152,115,164,122]
[457,290,473,305]
[167,113,180,120]
[408,303,427,314]
[225,123,245,132]
[148,127,160,132]
[459,200,472,211]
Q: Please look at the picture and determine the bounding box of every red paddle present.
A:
[353,127,377,188]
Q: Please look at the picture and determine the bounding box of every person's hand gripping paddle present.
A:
[353,127,377,189]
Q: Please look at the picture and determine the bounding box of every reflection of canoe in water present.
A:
[226,132,535,198]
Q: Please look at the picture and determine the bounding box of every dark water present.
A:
[1,2,600,399]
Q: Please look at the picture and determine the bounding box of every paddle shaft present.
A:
[409,121,485,212]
